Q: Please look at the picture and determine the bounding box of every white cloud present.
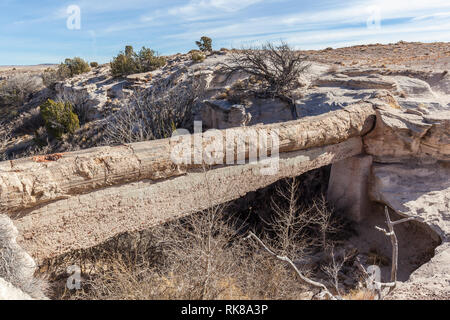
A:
[161,0,450,46]
[168,0,264,16]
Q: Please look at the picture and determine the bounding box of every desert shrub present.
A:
[51,199,310,300]
[137,47,166,72]
[221,42,309,96]
[191,51,206,63]
[219,42,309,119]
[11,108,45,136]
[40,99,80,138]
[0,125,11,161]
[41,67,70,89]
[56,90,91,125]
[110,46,166,77]
[110,52,138,77]
[196,36,212,52]
[90,62,99,68]
[103,78,203,144]
[62,57,91,77]
[0,73,44,108]
[41,58,89,89]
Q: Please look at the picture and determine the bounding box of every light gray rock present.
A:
[369,162,450,241]
[0,215,47,299]
[364,106,450,163]
[201,98,292,129]
[363,103,450,300]
[327,155,373,222]
[394,76,434,96]
[0,277,32,300]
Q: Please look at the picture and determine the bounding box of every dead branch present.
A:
[355,206,421,298]
[103,78,203,145]
[375,207,398,291]
[321,247,353,296]
[246,231,340,300]
[219,42,310,120]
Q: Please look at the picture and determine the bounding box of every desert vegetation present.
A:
[0,124,11,161]
[103,77,203,144]
[220,42,310,119]
[0,73,43,111]
[45,173,376,300]
[191,50,206,63]
[196,36,213,52]
[40,57,91,90]
[110,45,166,77]
[39,99,80,139]
[61,57,91,77]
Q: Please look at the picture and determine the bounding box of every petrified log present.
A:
[0,103,376,215]
[17,137,364,261]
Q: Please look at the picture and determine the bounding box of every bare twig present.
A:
[246,231,339,300]
[376,207,398,293]
[219,42,309,120]
[103,78,203,144]
[369,206,420,298]
[322,247,353,296]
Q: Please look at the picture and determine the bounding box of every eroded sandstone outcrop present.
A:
[361,103,450,299]
[364,106,450,163]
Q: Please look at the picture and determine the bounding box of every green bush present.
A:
[110,46,166,77]
[191,51,206,63]
[137,47,166,72]
[40,99,80,138]
[110,53,138,77]
[90,62,99,68]
[42,57,90,88]
[63,57,91,77]
[196,36,212,52]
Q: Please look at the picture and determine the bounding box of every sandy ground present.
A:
[0,65,56,78]
[305,41,450,70]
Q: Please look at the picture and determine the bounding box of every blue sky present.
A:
[1,0,450,65]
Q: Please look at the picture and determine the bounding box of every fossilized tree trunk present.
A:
[0,103,376,215]
[0,103,377,261]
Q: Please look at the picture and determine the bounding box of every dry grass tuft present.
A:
[52,204,310,300]
[46,176,355,301]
